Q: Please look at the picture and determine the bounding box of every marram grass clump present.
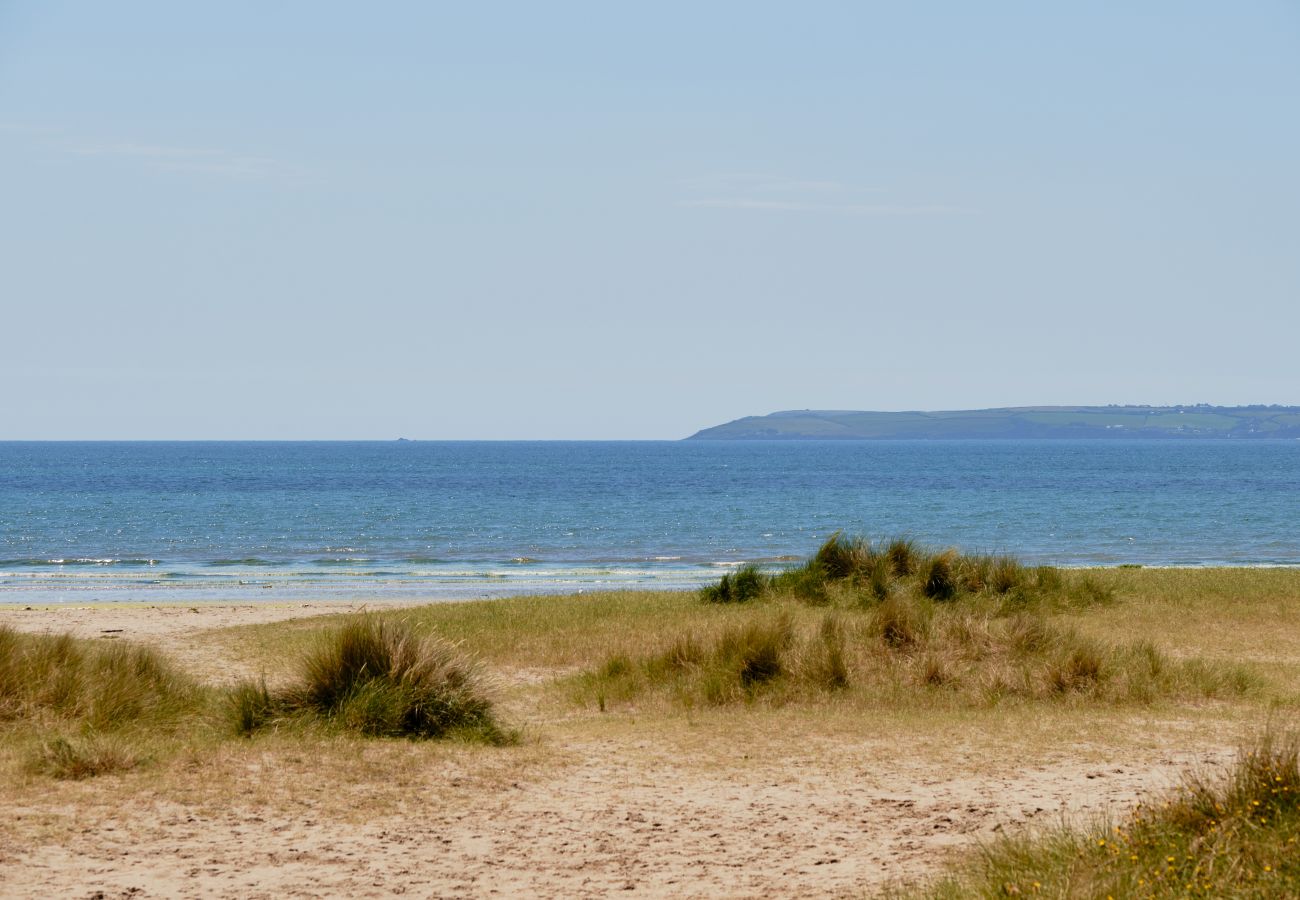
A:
[0,618,515,780]
[700,564,767,603]
[914,733,1300,899]
[0,625,205,779]
[700,532,1115,611]
[228,615,515,744]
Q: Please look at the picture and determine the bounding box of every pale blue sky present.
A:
[3,2,1298,438]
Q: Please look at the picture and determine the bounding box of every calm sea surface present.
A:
[1,440,1297,604]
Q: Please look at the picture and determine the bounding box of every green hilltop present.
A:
[687,405,1300,440]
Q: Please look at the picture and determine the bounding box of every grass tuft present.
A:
[769,562,831,604]
[577,611,853,707]
[872,593,931,648]
[865,554,894,601]
[0,625,201,731]
[1046,643,1105,693]
[805,615,850,690]
[922,553,958,601]
[229,616,513,744]
[885,537,920,576]
[813,532,870,580]
[725,618,789,687]
[25,734,147,780]
[700,564,767,603]
[227,680,280,736]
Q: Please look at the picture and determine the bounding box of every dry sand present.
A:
[0,600,425,687]
[0,602,1237,899]
[5,746,1227,900]
[0,599,424,642]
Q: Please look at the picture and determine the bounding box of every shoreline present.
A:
[4,561,1300,610]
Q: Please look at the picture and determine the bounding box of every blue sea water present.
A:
[1,440,1298,604]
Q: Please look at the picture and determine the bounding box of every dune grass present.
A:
[913,732,1300,899]
[202,566,1300,685]
[200,590,723,682]
[0,625,202,731]
[700,564,767,603]
[575,593,1253,713]
[576,536,1254,713]
[185,536,1285,725]
[2,543,1299,900]
[0,625,205,779]
[0,616,514,781]
[583,610,813,708]
[227,615,514,744]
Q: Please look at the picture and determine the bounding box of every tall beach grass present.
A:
[0,616,516,781]
[227,615,515,744]
[0,624,204,778]
[0,625,201,730]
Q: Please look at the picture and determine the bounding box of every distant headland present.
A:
[686,405,1300,440]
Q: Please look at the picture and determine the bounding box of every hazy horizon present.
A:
[4,401,1300,442]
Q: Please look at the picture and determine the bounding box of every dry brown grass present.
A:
[1069,568,1300,680]
[573,590,1255,715]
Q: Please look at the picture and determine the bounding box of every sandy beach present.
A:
[1,576,1278,899]
[4,727,1228,899]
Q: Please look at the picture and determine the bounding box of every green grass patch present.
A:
[0,617,517,781]
[702,533,1116,613]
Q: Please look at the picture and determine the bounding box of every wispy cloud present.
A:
[679,173,860,196]
[0,123,306,181]
[0,121,57,136]
[61,140,301,179]
[678,172,974,216]
[680,198,972,215]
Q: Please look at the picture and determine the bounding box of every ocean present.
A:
[2,440,1297,604]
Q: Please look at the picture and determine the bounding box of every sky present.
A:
[3,2,1298,439]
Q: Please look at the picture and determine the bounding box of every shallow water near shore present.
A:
[2,439,1298,603]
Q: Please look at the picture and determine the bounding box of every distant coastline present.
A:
[687,405,1300,440]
